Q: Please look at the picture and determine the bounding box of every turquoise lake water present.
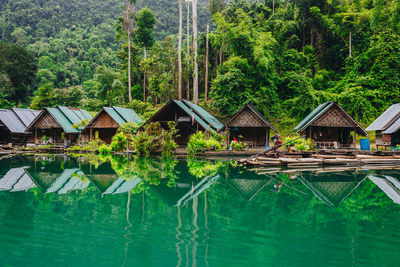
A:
[1,154,400,266]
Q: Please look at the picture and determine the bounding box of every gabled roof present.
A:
[140,100,223,132]
[366,103,400,133]
[182,100,224,131]
[223,104,279,133]
[85,106,142,129]
[0,108,40,134]
[293,101,367,136]
[26,106,92,134]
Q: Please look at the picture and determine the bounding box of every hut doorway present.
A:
[0,126,11,144]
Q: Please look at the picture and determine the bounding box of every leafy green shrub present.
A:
[283,136,314,151]
[97,144,111,155]
[230,141,244,151]
[187,131,224,156]
[110,132,128,152]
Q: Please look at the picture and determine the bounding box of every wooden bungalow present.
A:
[366,103,400,148]
[139,99,224,145]
[0,108,40,145]
[25,106,92,146]
[293,101,367,148]
[222,104,278,147]
[82,106,142,143]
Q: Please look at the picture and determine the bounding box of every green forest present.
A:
[1,0,400,131]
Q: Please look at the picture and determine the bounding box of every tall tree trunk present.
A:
[186,0,190,100]
[272,0,275,14]
[349,30,352,58]
[143,47,146,101]
[205,24,209,102]
[128,30,132,102]
[192,0,198,105]
[178,0,183,100]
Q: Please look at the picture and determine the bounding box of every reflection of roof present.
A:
[0,167,36,192]
[223,104,278,133]
[228,178,272,201]
[102,177,141,195]
[26,106,92,134]
[45,169,89,194]
[140,100,223,132]
[369,175,400,204]
[293,101,367,136]
[85,106,142,129]
[298,172,367,206]
[0,108,39,133]
[366,104,400,132]
[27,168,89,194]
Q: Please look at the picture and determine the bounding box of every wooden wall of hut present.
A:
[83,111,120,144]
[303,127,353,143]
[228,127,269,146]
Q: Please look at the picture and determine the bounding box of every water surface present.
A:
[1,154,400,266]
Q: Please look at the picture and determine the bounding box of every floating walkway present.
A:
[240,150,400,167]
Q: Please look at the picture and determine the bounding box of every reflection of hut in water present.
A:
[369,173,400,204]
[298,171,368,206]
[293,101,367,148]
[26,167,89,194]
[24,157,88,194]
[81,161,140,195]
[222,104,279,147]
[151,160,220,206]
[226,166,275,201]
[138,100,223,145]
[228,178,273,201]
[0,167,36,192]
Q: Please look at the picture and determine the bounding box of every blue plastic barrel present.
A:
[360,138,370,151]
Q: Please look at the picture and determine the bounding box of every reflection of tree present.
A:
[187,158,226,179]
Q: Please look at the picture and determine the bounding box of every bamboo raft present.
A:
[239,150,400,167]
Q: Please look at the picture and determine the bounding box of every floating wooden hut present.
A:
[366,103,400,148]
[222,104,278,147]
[293,101,367,148]
[25,106,92,146]
[82,106,142,143]
[0,108,40,145]
[139,100,224,145]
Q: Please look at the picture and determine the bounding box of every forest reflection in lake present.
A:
[1,154,400,266]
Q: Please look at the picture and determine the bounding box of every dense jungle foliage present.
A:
[1,0,400,131]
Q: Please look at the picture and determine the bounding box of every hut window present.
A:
[177,116,191,122]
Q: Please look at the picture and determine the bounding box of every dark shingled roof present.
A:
[0,108,40,134]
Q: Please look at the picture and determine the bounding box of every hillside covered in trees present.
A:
[1,0,400,130]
